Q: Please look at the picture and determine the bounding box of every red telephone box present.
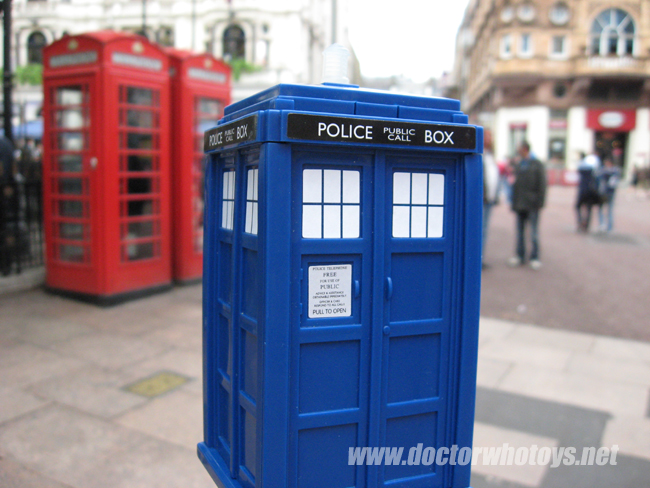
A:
[167,49,230,283]
[42,31,172,304]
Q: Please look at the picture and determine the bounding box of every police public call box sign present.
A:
[286,113,476,149]
[204,112,476,152]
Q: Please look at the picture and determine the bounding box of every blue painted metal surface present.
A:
[199,83,483,488]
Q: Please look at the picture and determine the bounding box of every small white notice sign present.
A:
[308,264,352,318]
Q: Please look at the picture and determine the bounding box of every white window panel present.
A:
[245,168,259,235]
[323,169,342,203]
[303,204,322,238]
[303,169,322,203]
[392,205,410,238]
[342,205,360,238]
[323,205,342,238]
[221,170,235,230]
[342,170,360,204]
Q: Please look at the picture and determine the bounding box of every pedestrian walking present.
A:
[508,141,547,270]
[482,130,499,269]
[575,151,601,233]
[597,158,620,233]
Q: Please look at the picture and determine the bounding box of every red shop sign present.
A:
[587,109,636,131]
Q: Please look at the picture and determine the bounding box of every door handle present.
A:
[385,277,393,300]
[89,157,98,169]
[354,280,360,298]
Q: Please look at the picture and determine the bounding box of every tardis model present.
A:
[199,70,483,487]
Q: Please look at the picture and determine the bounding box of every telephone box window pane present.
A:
[127,221,154,238]
[126,109,154,128]
[126,242,155,261]
[127,155,153,172]
[58,133,84,151]
[126,133,153,150]
[58,155,83,172]
[127,87,154,106]
[59,222,85,240]
[56,109,83,129]
[128,200,154,216]
[199,98,221,114]
[60,244,84,262]
[127,178,152,194]
[56,88,83,105]
[59,178,83,195]
[59,200,84,217]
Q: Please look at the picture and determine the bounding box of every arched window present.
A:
[27,31,47,64]
[223,24,245,60]
[591,8,635,56]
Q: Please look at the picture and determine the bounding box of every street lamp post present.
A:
[3,0,13,142]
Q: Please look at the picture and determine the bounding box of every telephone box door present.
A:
[44,77,102,292]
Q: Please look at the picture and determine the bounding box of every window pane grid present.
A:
[392,172,445,238]
[302,169,360,239]
[222,169,236,230]
[245,167,259,235]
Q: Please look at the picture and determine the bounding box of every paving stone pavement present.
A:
[1,285,649,488]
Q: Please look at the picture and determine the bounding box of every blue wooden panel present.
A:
[298,424,358,488]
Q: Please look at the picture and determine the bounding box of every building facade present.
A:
[3,0,357,126]
[449,0,650,177]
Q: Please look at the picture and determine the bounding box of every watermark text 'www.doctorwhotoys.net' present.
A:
[348,444,619,468]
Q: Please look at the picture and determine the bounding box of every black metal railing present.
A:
[0,176,44,276]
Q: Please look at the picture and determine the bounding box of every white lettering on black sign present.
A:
[308,264,352,318]
[204,114,258,151]
[287,113,476,149]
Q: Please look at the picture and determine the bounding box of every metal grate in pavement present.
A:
[123,371,189,398]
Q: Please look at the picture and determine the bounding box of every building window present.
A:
[549,2,570,26]
[590,8,635,56]
[501,34,512,58]
[223,24,245,61]
[551,35,567,57]
[156,27,174,47]
[519,33,533,57]
[27,31,47,64]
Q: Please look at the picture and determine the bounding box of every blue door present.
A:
[378,156,457,487]
[291,149,458,488]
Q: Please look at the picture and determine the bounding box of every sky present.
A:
[347,0,470,81]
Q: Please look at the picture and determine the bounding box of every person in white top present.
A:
[482,130,500,269]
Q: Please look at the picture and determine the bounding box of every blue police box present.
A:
[199,82,483,488]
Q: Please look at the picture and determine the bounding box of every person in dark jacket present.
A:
[508,141,547,270]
